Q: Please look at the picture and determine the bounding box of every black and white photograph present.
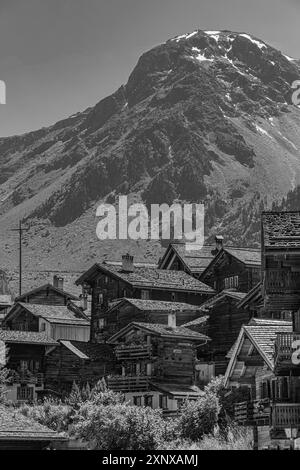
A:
[0,0,300,455]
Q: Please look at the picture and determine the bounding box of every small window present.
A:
[98,318,105,330]
[104,276,109,285]
[40,322,46,332]
[98,293,104,306]
[133,396,142,406]
[141,290,150,300]
[20,360,28,372]
[171,292,176,301]
[17,385,34,401]
[144,395,153,408]
[159,395,168,409]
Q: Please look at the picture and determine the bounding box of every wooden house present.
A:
[158,241,217,278]
[0,406,67,450]
[15,276,80,306]
[261,211,300,319]
[199,246,261,293]
[3,302,90,342]
[76,254,215,343]
[0,330,57,403]
[45,340,116,395]
[225,317,300,449]
[182,290,250,377]
[0,294,12,325]
[97,298,205,341]
[106,316,210,414]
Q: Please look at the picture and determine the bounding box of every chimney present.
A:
[215,235,224,251]
[53,275,64,291]
[168,312,177,329]
[80,293,88,311]
[121,253,134,272]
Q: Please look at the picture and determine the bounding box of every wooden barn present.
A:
[76,254,214,342]
[3,302,90,342]
[199,246,261,293]
[45,340,116,395]
[96,298,205,341]
[182,290,250,376]
[15,277,80,306]
[261,211,300,319]
[106,315,210,414]
[0,330,57,403]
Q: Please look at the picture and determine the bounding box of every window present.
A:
[171,292,176,301]
[98,318,105,330]
[98,293,104,306]
[224,276,239,289]
[40,322,46,332]
[133,396,142,406]
[144,395,153,408]
[20,360,28,372]
[17,385,34,401]
[104,276,109,285]
[159,395,168,409]
[141,290,150,300]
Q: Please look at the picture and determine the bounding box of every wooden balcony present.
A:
[274,333,300,374]
[272,403,300,429]
[115,343,153,361]
[12,372,44,387]
[107,375,151,392]
[266,270,300,293]
[234,399,271,426]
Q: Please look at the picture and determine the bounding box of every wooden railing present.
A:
[107,375,151,392]
[272,404,300,429]
[234,399,271,425]
[115,344,152,361]
[13,372,44,387]
[274,333,300,368]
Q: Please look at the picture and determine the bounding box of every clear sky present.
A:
[0,0,299,137]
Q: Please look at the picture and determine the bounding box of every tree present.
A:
[179,393,221,441]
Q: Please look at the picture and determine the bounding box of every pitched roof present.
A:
[181,315,209,328]
[237,282,263,310]
[224,248,261,266]
[0,406,66,442]
[0,330,57,346]
[108,321,210,343]
[158,243,216,274]
[108,298,203,313]
[150,382,204,398]
[262,211,300,249]
[195,290,247,312]
[59,340,114,361]
[76,263,214,294]
[15,283,79,302]
[16,303,89,326]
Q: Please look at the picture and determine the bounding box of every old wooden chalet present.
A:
[158,241,218,278]
[0,406,67,450]
[261,211,300,319]
[15,276,80,306]
[182,290,249,376]
[226,314,300,449]
[106,314,210,414]
[97,298,205,341]
[45,340,116,395]
[199,246,261,293]
[3,302,90,342]
[0,330,57,403]
[76,254,214,342]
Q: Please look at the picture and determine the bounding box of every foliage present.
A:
[73,403,167,450]
[19,398,73,432]
[178,392,221,441]
[66,379,125,407]
[0,365,10,403]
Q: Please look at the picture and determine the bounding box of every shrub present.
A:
[0,365,10,403]
[73,403,166,450]
[19,398,73,432]
[179,393,221,441]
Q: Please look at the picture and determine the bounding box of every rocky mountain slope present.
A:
[0,29,300,273]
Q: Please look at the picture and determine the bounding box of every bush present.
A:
[73,403,167,450]
[179,393,220,441]
[19,398,73,432]
[0,365,10,403]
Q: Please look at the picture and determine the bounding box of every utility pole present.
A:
[11,221,29,297]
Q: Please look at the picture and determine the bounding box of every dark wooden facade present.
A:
[15,283,79,306]
[199,248,261,293]
[45,341,116,394]
[261,211,300,319]
[184,292,252,375]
